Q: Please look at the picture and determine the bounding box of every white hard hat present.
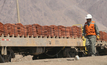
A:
[85,14,92,19]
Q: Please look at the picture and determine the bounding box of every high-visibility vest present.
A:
[85,21,96,36]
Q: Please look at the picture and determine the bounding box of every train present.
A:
[0,22,106,63]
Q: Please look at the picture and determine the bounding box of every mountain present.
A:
[0,0,106,30]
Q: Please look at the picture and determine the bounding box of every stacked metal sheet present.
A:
[4,23,14,36]
[99,31,103,41]
[25,25,33,37]
[41,26,50,37]
[0,22,4,36]
[14,23,27,37]
[0,22,84,39]
[99,31,107,42]
[2,22,107,42]
[65,27,71,38]
[32,24,38,37]
[71,26,78,38]
[77,27,82,38]
[58,25,65,37]
[50,25,59,37]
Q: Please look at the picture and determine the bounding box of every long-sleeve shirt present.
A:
[82,21,99,36]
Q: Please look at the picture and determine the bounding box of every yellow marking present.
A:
[73,24,88,54]
[83,38,86,46]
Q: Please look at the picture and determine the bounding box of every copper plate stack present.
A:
[58,25,63,37]
[77,27,82,38]
[25,25,33,37]
[14,23,27,37]
[65,27,71,38]
[0,22,4,36]
[42,26,50,37]
[32,24,39,37]
[50,25,57,37]
[102,32,107,42]
[4,23,14,36]
[2,22,106,41]
[61,27,66,37]
[99,31,103,41]
[71,26,78,38]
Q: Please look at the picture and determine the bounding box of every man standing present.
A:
[82,14,100,56]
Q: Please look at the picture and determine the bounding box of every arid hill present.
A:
[0,0,106,30]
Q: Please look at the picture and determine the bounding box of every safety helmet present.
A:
[85,14,92,19]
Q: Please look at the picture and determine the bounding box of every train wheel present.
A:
[32,55,38,60]
[38,53,47,59]
[33,54,47,60]
[69,48,77,57]
[0,49,13,63]
[0,50,12,62]
[0,55,5,63]
[96,47,107,55]
[63,48,77,58]
[4,51,11,62]
[78,52,84,57]
[57,50,63,58]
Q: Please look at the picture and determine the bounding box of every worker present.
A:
[82,14,100,56]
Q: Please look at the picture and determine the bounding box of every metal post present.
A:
[16,0,21,23]
[4,47,7,55]
[1,47,4,55]
[1,46,7,55]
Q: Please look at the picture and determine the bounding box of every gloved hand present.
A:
[82,36,85,41]
[97,35,100,40]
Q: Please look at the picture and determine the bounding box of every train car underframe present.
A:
[0,45,106,63]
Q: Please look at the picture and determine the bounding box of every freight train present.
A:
[0,22,106,63]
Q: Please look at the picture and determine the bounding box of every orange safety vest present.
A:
[85,21,96,36]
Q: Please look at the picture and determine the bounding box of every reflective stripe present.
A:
[2,39,10,41]
[6,39,9,41]
[2,39,5,41]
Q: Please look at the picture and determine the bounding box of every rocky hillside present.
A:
[0,0,106,30]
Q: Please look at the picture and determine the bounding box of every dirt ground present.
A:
[0,55,107,65]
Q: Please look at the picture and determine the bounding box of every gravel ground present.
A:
[0,55,107,65]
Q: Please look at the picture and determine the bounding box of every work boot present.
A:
[86,45,91,56]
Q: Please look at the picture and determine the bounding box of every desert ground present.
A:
[0,55,107,65]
